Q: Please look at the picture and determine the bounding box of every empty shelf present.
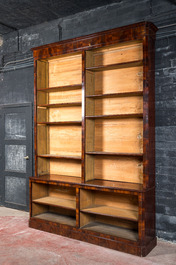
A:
[82,221,138,241]
[81,205,138,221]
[38,102,81,108]
[86,113,143,119]
[37,154,81,160]
[35,174,81,184]
[86,60,143,72]
[37,121,82,125]
[85,179,143,191]
[86,151,143,157]
[33,196,76,210]
[86,91,143,99]
[37,84,82,93]
[34,212,76,226]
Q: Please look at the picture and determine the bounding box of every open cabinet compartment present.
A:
[36,52,82,183]
[31,182,76,226]
[80,189,138,241]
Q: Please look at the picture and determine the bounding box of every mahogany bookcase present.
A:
[29,21,158,256]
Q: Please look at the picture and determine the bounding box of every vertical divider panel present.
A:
[143,34,148,190]
[76,187,80,227]
[81,51,86,183]
[138,192,144,242]
[34,60,37,176]
[36,60,49,176]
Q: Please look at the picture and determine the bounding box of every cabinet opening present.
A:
[86,118,143,154]
[85,154,143,184]
[80,212,138,241]
[86,95,143,117]
[86,41,143,68]
[37,157,81,179]
[37,124,82,158]
[37,52,82,90]
[80,189,138,221]
[32,183,76,226]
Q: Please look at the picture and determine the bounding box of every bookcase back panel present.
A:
[80,190,138,212]
[86,66,143,95]
[48,53,82,87]
[50,159,81,177]
[86,119,143,153]
[49,206,76,217]
[86,41,143,67]
[49,126,81,155]
[48,89,82,104]
[49,106,81,122]
[48,186,76,201]
[86,96,143,116]
[85,155,143,184]
[37,107,82,122]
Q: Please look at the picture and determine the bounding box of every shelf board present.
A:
[37,84,82,93]
[86,113,143,119]
[37,121,82,125]
[35,174,82,184]
[86,151,143,157]
[85,179,143,192]
[86,60,143,72]
[86,91,143,99]
[82,221,138,241]
[38,154,81,160]
[33,196,76,210]
[81,205,138,221]
[34,212,76,226]
[38,102,81,108]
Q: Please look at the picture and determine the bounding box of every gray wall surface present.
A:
[0,0,176,242]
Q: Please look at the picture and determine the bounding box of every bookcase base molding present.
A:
[30,21,157,256]
[29,217,157,257]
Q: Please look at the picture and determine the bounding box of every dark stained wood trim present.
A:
[29,217,156,256]
[34,59,38,176]
[81,50,86,184]
[32,22,157,60]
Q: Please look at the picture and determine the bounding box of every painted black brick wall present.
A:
[0,0,176,242]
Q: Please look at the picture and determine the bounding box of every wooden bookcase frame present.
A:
[29,22,157,256]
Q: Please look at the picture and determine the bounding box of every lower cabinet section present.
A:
[29,179,156,256]
[31,183,76,227]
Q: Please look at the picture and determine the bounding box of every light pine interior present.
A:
[85,41,144,185]
[85,155,143,184]
[86,41,143,68]
[32,183,76,218]
[86,118,143,153]
[80,189,139,238]
[86,96,143,116]
[37,52,82,178]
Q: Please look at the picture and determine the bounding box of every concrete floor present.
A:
[0,206,176,265]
